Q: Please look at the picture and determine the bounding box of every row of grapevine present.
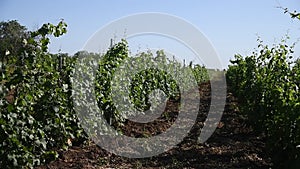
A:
[0,21,86,168]
[0,20,210,168]
[226,37,300,168]
[74,39,209,138]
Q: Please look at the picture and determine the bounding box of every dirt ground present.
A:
[36,81,273,169]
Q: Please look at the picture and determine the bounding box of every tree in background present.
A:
[0,20,29,67]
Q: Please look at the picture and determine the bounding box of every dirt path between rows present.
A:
[37,81,273,169]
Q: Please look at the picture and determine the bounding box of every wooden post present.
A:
[1,56,3,73]
[21,54,24,66]
[1,56,6,73]
[58,54,63,86]
[59,54,63,72]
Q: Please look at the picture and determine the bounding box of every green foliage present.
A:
[0,20,29,59]
[227,37,300,168]
[280,7,300,20]
[0,19,209,167]
[95,40,129,126]
[0,20,85,168]
[130,67,179,111]
[93,40,209,132]
[192,64,209,84]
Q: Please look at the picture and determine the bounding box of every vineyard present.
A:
[0,10,300,169]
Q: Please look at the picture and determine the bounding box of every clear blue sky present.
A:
[1,0,300,68]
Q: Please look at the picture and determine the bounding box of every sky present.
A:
[1,0,300,69]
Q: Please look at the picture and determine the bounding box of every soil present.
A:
[36,81,273,169]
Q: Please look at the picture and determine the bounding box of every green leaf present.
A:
[7,104,14,112]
